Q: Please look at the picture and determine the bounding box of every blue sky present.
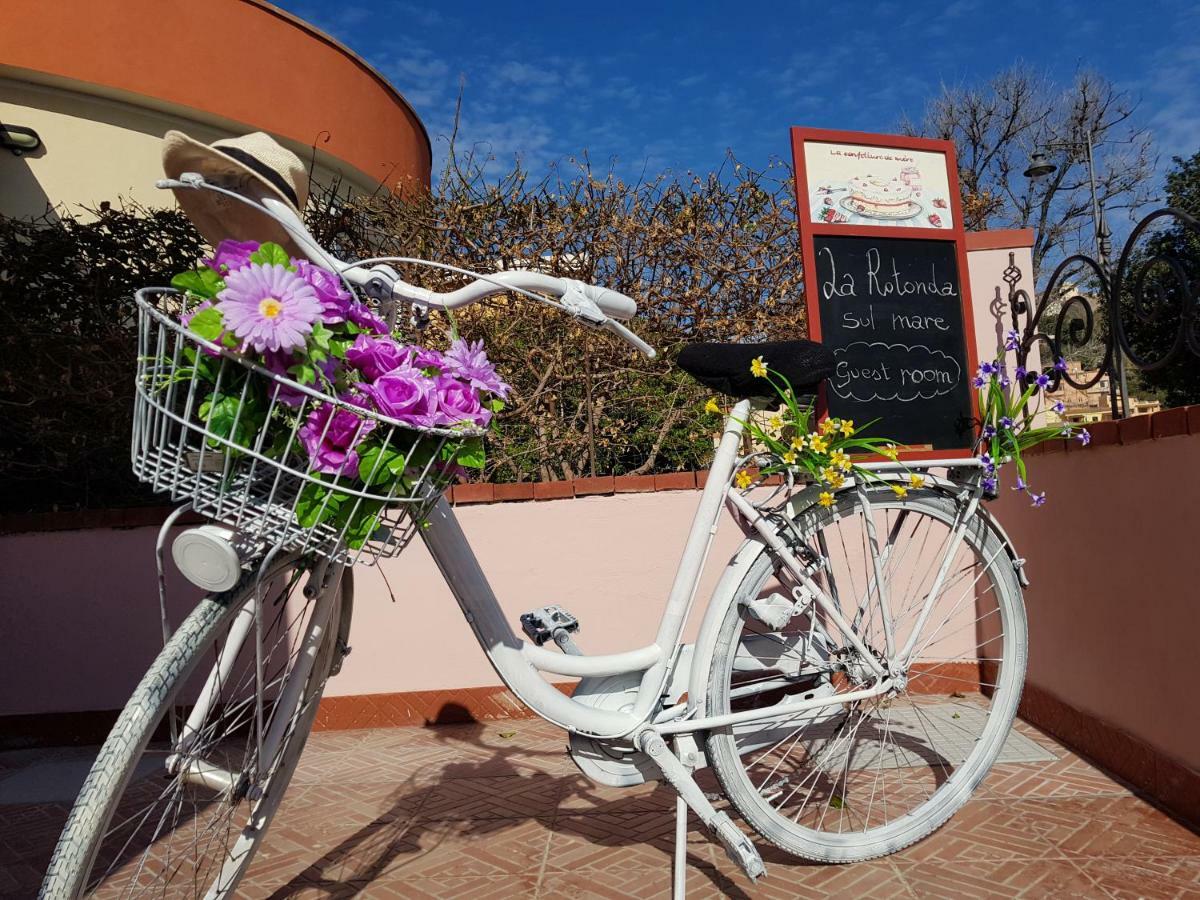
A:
[282,0,1199,192]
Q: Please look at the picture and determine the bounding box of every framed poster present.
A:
[791,128,979,458]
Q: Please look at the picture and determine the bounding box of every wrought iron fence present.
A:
[999,206,1200,418]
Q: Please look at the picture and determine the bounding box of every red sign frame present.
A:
[791,126,980,460]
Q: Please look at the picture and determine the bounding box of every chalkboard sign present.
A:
[811,234,975,451]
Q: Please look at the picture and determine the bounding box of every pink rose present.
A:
[346,334,407,381]
[363,368,436,427]
[294,259,353,323]
[298,400,376,477]
[432,375,490,428]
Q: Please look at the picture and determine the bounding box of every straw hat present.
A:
[162,130,309,257]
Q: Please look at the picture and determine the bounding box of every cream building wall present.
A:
[0,74,379,222]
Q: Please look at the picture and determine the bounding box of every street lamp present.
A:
[1025,133,1127,417]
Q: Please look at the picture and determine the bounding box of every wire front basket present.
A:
[131,288,484,566]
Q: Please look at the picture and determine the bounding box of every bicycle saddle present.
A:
[677,340,834,398]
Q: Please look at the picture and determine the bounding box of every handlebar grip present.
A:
[603,319,657,358]
[579,284,637,320]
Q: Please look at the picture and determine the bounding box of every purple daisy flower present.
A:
[1030,491,1047,507]
[444,338,511,398]
[217,263,323,354]
[1035,372,1051,390]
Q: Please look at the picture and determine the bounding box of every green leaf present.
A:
[171,267,224,299]
[295,481,344,528]
[451,436,486,469]
[332,498,385,548]
[248,242,290,267]
[186,307,225,343]
[358,444,408,486]
[329,337,354,359]
[310,321,332,353]
[487,398,506,413]
[289,362,317,385]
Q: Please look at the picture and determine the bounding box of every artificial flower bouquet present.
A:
[971,330,1090,507]
[717,356,924,508]
[163,239,508,549]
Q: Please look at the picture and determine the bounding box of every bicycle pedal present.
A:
[520,605,579,646]
[711,811,766,881]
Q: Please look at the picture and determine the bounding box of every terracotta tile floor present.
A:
[2,716,1197,898]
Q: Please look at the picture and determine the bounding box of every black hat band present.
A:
[215,145,300,208]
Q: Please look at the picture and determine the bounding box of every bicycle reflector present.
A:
[172,525,244,592]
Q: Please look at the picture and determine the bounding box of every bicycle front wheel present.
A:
[40,554,346,899]
[706,486,1026,863]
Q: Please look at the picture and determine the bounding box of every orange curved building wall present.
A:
[0,0,431,190]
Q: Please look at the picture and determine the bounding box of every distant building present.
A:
[1044,359,1161,425]
[0,0,431,220]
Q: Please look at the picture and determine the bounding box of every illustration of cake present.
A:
[845,174,917,217]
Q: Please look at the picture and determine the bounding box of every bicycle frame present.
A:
[417,399,992,742]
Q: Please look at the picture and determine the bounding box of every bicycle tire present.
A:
[705,488,1026,863]
[40,555,345,898]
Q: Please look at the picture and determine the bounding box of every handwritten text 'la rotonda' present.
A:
[820,246,957,303]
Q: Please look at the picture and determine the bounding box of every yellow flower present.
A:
[908,473,926,489]
[808,434,829,453]
[781,450,797,464]
[704,397,721,415]
[839,419,855,436]
[880,443,899,461]
[818,491,835,508]
[890,483,909,499]
[826,471,845,489]
[750,356,768,378]
[830,449,851,472]
[768,413,785,432]
[790,436,806,451]
[819,418,838,436]
[734,470,753,490]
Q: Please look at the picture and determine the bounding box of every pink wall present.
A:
[990,432,1200,772]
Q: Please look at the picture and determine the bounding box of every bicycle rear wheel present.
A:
[705,486,1026,862]
[40,554,346,899]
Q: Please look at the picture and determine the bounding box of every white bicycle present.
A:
[41,179,1028,898]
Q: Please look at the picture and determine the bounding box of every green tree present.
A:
[1119,150,1200,407]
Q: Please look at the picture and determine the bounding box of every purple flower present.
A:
[432,375,491,428]
[346,334,408,381]
[1012,476,1027,492]
[1015,365,1027,382]
[1035,372,1051,390]
[982,476,998,493]
[216,263,323,353]
[362,367,437,427]
[979,452,994,471]
[1078,429,1091,446]
[298,400,376,478]
[1030,491,1047,508]
[1053,401,1066,414]
[1000,416,1014,430]
[979,361,998,377]
[972,375,986,389]
[1000,374,1012,388]
[262,350,335,407]
[294,259,353,324]
[348,302,390,335]
[404,345,446,372]
[205,239,258,275]
[444,338,511,398]
[1004,329,1020,351]
[982,424,997,439]
[1054,357,1068,372]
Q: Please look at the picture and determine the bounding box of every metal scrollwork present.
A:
[1003,206,1200,416]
